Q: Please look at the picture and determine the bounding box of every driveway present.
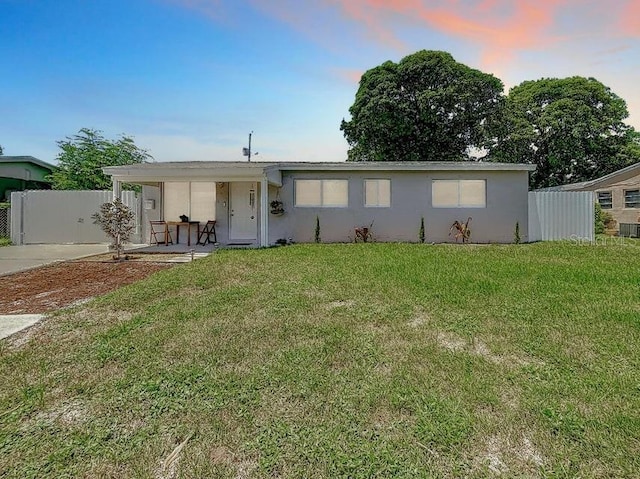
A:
[0,244,110,276]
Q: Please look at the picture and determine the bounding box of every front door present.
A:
[229,182,258,241]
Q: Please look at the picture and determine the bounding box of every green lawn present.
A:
[1,242,639,478]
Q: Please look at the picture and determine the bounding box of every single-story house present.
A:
[104,161,536,246]
[0,156,54,201]
[537,162,640,232]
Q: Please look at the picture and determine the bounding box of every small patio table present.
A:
[166,221,200,246]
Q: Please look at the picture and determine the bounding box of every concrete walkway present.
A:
[0,314,45,340]
[0,244,110,276]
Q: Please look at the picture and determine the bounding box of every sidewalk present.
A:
[0,244,110,276]
[0,314,44,340]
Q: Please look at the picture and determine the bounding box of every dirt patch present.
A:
[0,261,173,314]
[475,433,545,475]
[326,300,356,309]
[434,331,545,368]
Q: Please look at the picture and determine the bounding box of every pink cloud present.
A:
[321,0,574,72]
[618,0,640,37]
[168,0,638,75]
[332,68,364,83]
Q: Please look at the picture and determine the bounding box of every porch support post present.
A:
[260,176,269,247]
[112,178,122,200]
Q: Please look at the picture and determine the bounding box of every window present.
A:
[597,191,612,209]
[624,189,640,208]
[432,180,486,208]
[189,182,216,221]
[164,182,216,221]
[164,182,189,221]
[295,179,348,207]
[364,179,391,207]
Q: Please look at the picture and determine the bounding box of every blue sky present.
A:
[1,0,639,164]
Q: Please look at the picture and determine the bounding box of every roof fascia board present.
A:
[103,161,536,179]
[274,162,536,172]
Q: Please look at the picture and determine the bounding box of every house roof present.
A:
[536,162,640,192]
[105,160,536,173]
[104,161,535,187]
[0,156,55,172]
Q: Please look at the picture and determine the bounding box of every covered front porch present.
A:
[105,162,282,248]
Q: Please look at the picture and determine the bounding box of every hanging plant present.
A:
[270,190,285,215]
[270,199,284,215]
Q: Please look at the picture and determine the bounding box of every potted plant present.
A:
[270,199,284,215]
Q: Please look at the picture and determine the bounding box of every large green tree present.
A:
[340,50,504,162]
[487,76,639,188]
[49,128,151,190]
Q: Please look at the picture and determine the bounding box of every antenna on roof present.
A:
[242,131,258,162]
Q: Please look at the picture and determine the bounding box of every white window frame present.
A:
[294,179,349,208]
[432,179,486,208]
[364,179,391,207]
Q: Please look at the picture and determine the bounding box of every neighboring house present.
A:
[104,161,535,246]
[0,156,54,201]
[537,162,640,232]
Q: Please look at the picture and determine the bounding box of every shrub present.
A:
[594,203,614,234]
[92,198,135,260]
[315,216,321,243]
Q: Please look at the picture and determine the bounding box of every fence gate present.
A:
[10,190,141,245]
[528,191,594,242]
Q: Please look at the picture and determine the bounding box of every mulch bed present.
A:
[0,261,173,314]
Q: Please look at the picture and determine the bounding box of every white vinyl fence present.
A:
[10,190,141,245]
[528,191,594,242]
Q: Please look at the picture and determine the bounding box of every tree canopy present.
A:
[49,128,151,190]
[486,76,639,188]
[340,50,504,162]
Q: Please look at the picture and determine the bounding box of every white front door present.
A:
[229,182,258,241]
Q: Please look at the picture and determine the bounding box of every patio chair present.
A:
[197,220,217,245]
[149,221,173,245]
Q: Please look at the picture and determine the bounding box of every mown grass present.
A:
[1,242,639,478]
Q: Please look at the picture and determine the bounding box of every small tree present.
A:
[419,217,425,243]
[92,198,135,260]
[514,222,521,244]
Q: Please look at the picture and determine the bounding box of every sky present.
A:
[1,0,639,164]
